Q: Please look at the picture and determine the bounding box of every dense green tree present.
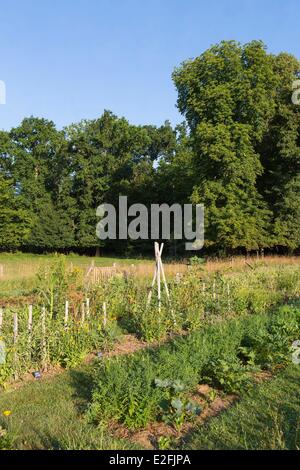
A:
[8,117,76,251]
[257,52,300,248]
[0,41,299,255]
[0,174,31,249]
[173,40,300,252]
[274,175,300,251]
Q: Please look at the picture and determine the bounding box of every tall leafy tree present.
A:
[8,117,75,251]
[0,174,31,249]
[172,40,299,253]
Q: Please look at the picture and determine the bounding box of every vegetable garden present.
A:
[0,255,300,449]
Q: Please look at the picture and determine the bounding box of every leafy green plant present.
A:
[157,436,173,450]
[155,378,201,429]
[202,357,252,394]
[238,304,300,371]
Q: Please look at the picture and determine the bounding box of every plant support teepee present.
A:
[147,242,170,312]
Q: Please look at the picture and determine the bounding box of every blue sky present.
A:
[0,0,299,130]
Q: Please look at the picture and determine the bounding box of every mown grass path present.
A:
[180,365,300,450]
[0,360,136,449]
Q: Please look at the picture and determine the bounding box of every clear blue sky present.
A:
[0,0,299,130]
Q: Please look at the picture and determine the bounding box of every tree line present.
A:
[1,40,300,256]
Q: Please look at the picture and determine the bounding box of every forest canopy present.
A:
[1,40,300,255]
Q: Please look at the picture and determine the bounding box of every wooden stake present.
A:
[64,300,69,329]
[81,302,85,325]
[147,242,171,314]
[158,255,170,302]
[13,312,18,378]
[28,305,33,355]
[147,243,162,306]
[103,302,107,328]
[86,298,90,318]
[41,307,47,370]
[28,305,33,332]
[156,243,161,313]
[13,312,18,344]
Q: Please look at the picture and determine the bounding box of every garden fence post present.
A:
[13,312,18,379]
[157,244,161,313]
[64,300,69,329]
[41,307,47,370]
[28,305,33,356]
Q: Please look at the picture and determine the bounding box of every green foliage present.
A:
[89,302,300,430]
[0,41,300,254]
[173,40,300,252]
[0,425,14,450]
[0,258,121,387]
[181,364,300,450]
[155,379,201,429]
[239,306,300,369]
[113,265,300,342]
[0,174,32,250]
[36,256,81,318]
[202,358,252,394]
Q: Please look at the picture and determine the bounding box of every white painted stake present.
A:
[157,245,161,313]
[28,305,33,332]
[27,305,33,361]
[41,307,47,369]
[103,302,107,328]
[28,305,33,352]
[147,266,158,306]
[147,243,164,307]
[13,312,18,344]
[13,312,18,378]
[64,300,69,329]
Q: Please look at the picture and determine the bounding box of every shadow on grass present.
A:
[66,365,97,414]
